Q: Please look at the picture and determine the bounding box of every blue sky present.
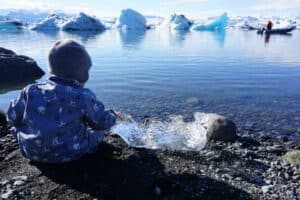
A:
[0,0,300,17]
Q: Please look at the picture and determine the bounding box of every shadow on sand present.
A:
[33,135,251,200]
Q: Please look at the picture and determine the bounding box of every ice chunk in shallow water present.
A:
[112,112,208,151]
[192,13,227,31]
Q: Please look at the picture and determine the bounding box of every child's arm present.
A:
[7,88,27,130]
[83,94,116,130]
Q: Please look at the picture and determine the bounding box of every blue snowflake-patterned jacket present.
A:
[6,76,116,163]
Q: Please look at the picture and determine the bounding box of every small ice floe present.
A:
[62,12,105,31]
[160,14,192,30]
[115,8,147,30]
[30,14,63,31]
[191,13,227,31]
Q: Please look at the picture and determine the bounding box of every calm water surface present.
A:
[1,29,300,141]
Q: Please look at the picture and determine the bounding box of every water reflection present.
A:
[0,29,25,36]
[212,29,226,47]
[118,29,146,50]
[169,30,191,47]
[28,29,59,38]
[263,33,292,45]
[0,80,37,95]
[61,30,105,44]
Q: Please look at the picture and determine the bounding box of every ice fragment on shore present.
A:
[112,112,208,151]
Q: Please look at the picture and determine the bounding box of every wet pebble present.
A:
[261,185,273,194]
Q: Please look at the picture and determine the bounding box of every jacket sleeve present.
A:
[83,91,116,130]
[7,88,27,128]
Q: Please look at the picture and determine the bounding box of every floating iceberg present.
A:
[229,16,261,29]
[115,9,147,30]
[161,14,192,30]
[192,13,227,31]
[2,9,69,23]
[30,14,63,31]
[62,12,105,31]
[0,19,24,31]
[0,16,24,30]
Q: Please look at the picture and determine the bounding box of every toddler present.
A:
[7,39,116,163]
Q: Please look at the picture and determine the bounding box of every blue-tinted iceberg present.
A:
[30,14,63,31]
[192,13,227,31]
[0,18,24,31]
[161,14,192,30]
[115,9,147,30]
[62,12,105,31]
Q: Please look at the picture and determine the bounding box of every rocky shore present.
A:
[0,119,299,200]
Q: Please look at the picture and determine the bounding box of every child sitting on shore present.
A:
[6,39,117,163]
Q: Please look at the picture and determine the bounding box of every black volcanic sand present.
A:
[0,124,299,200]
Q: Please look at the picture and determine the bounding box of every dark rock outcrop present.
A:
[206,114,237,142]
[0,47,45,84]
[0,109,6,126]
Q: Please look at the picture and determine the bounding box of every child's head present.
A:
[48,39,92,84]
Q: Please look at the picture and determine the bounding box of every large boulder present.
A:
[115,9,147,30]
[205,114,237,142]
[0,47,45,84]
[62,12,105,31]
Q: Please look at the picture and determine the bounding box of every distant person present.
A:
[6,39,118,163]
[267,21,273,31]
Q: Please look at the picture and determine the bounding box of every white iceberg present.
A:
[1,9,69,23]
[228,16,261,29]
[30,14,63,31]
[115,9,147,30]
[62,12,105,31]
[274,20,294,29]
[161,14,192,30]
[192,13,227,31]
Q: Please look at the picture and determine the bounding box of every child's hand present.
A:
[110,110,133,122]
[115,112,122,119]
[110,110,121,119]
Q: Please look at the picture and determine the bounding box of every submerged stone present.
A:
[0,47,45,85]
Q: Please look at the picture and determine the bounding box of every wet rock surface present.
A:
[206,114,237,142]
[0,110,6,126]
[0,125,299,200]
[0,47,45,84]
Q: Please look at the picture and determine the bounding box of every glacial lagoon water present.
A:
[1,29,300,146]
